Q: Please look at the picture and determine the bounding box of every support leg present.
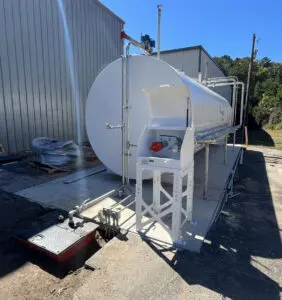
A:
[233,132,236,151]
[224,135,228,165]
[186,163,194,221]
[204,144,209,200]
[153,170,161,213]
[135,161,142,231]
[171,172,182,243]
[240,148,244,165]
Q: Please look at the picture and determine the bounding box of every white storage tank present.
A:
[86,55,232,179]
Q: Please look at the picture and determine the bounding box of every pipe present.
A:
[125,43,131,188]
[121,31,151,55]
[213,81,244,127]
[234,84,239,126]
[109,194,132,210]
[206,80,246,131]
[122,37,153,190]
[157,4,162,59]
[204,144,209,199]
[205,78,238,127]
[204,60,208,81]
[68,189,117,225]
[198,72,202,83]
[121,55,126,187]
[116,198,136,213]
[238,82,245,127]
[204,76,239,82]
[224,135,228,164]
[204,77,238,123]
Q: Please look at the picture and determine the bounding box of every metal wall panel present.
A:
[0,0,123,153]
[158,48,232,103]
[201,50,232,102]
[158,49,200,79]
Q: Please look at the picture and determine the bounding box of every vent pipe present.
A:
[157,4,162,59]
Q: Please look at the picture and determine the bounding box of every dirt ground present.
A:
[0,147,281,300]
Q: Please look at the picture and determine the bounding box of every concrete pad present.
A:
[75,233,190,300]
[16,169,121,211]
[15,145,241,252]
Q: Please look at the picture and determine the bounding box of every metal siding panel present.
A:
[13,0,31,149]
[80,0,87,141]
[53,0,65,139]
[69,0,78,142]
[159,49,200,78]
[28,0,43,138]
[34,0,49,137]
[201,51,231,102]
[76,0,84,142]
[0,0,14,153]
[40,0,54,137]
[57,0,68,139]
[83,0,92,140]
[64,0,74,140]
[69,0,77,141]
[0,56,9,152]
[0,0,123,153]
[46,0,59,139]
[19,0,36,144]
[4,0,25,152]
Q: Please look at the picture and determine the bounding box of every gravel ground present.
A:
[0,147,281,300]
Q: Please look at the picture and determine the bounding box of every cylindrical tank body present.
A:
[86,55,232,179]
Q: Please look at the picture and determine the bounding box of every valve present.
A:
[150,141,164,152]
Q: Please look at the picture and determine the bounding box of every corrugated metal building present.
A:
[0,0,124,154]
[155,46,231,102]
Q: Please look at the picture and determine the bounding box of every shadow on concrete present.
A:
[148,149,281,299]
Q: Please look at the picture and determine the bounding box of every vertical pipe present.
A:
[204,144,209,199]
[240,148,244,165]
[224,135,228,164]
[121,29,125,188]
[125,43,131,187]
[204,60,208,81]
[121,55,125,187]
[157,4,162,60]
[231,82,236,125]
[240,83,245,127]
[233,84,238,126]
[198,72,202,83]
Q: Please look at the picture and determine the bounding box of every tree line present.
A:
[214,55,282,130]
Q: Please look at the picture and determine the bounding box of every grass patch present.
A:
[248,129,282,150]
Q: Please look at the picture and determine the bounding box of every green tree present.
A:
[214,55,282,128]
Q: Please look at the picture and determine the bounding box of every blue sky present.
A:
[102,0,282,62]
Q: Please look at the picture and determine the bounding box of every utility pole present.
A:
[243,33,256,147]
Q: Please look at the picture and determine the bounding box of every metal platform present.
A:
[15,145,241,252]
[15,210,99,261]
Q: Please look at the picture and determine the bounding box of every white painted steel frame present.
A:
[136,160,194,246]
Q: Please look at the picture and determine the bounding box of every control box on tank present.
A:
[137,85,194,171]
